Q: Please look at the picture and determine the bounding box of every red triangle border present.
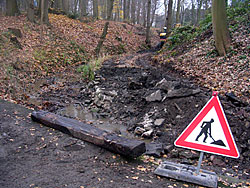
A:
[174,96,240,158]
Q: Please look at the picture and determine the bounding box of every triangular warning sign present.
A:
[174,94,240,158]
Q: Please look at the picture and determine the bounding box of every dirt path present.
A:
[0,99,198,188]
[1,51,250,187]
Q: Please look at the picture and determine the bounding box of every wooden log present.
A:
[31,111,146,158]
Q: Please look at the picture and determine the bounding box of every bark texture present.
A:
[176,0,181,24]
[6,0,19,16]
[27,0,34,22]
[196,0,203,25]
[212,0,231,56]
[95,0,114,57]
[93,0,98,18]
[136,0,141,24]
[40,0,49,24]
[131,0,136,23]
[123,0,127,20]
[80,0,87,16]
[145,0,151,46]
[62,0,69,14]
[166,0,173,34]
[142,0,147,27]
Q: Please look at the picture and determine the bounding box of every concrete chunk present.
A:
[154,161,218,188]
[146,90,162,102]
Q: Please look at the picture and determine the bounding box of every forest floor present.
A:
[0,13,250,188]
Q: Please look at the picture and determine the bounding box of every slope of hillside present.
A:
[0,14,159,102]
[157,5,250,104]
[49,14,159,55]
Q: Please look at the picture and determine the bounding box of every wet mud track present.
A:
[1,52,250,187]
[1,100,184,188]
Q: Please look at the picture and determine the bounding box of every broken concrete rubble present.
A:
[166,88,201,98]
[145,143,164,158]
[145,90,162,102]
[163,145,174,154]
[134,127,145,135]
[154,118,165,126]
[155,78,201,98]
[142,129,154,138]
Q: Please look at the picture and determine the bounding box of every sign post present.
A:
[154,92,239,188]
[196,151,204,174]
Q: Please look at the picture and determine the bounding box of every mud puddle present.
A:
[56,103,134,138]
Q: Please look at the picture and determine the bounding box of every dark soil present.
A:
[1,99,186,188]
[1,51,250,187]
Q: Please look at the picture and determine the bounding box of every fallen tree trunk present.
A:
[31,111,146,158]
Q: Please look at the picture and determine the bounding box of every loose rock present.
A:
[166,88,200,98]
[154,118,165,126]
[146,90,162,102]
[145,143,164,158]
[134,127,146,135]
[164,144,174,154]
[142,129,154,138]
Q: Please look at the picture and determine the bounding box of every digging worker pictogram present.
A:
[195,118,214,143]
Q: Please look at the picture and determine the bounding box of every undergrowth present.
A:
[76,55,108,81]
[163,1,249,53]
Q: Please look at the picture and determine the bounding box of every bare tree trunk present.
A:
[176,0,181,24]
[191,0,195,25]
[73,0,79,14]
[80,0,87,16]
[39,0,49,24]
[44,0,49,24]
[131,0,136,23]
[114,0,120,21]
[41,0,44,23]
[19,0,28,11]
[99,0,106,19]
[145,0,151,46]
[6,0,19,16]
[95,0,114,57]
[105,0,108,19]
[212,0,231,56]
[123,0,126,20]
[164,0,168,26]
[150,0,158,27]
[93,0,98,18]
[62,0,69,14]
[27,0,34,22]
[172,0,176,23]
[38,0,41,16]
[126,0,131,21]
[196,0,203,25]
[55,0,63,9]
[142,0,147,27]
[166,0,173,34]
[136,0,141,24]
[180,2,185,24]
[40,0,45,41]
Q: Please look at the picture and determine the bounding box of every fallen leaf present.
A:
[131,176,139,180]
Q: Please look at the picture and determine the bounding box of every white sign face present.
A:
[185,107,229,150]
[174,95,240,158]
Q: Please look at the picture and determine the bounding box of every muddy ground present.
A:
[1,51,250,187]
